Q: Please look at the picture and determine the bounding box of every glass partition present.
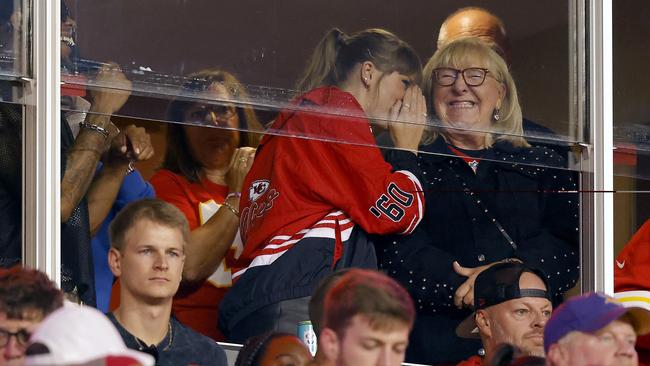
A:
[62,0,581,169]
[0,0,28,267]
[612,0,650,310]
[0,0,28,79]
[57,2,587,363]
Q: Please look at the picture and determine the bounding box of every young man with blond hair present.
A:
[107,198,227,366]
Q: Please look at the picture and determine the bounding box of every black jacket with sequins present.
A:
[376,137,579,364]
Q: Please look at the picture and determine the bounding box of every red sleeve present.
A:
[291,113,424,235]
[150,170,201,230]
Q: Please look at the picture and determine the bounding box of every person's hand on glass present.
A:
[89,62,132,115]
[389,85,427,153]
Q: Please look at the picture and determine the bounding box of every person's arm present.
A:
[154,148,255,283]
[86,125,154,236]
[182,198,240,282]
[310,121,424,236]
[61,113,111,222]
[61,64,131,222]
[184,147,255,282]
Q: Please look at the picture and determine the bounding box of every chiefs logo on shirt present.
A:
[249,179,270,202]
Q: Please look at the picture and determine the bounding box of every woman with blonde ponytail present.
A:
[219,28,428,342]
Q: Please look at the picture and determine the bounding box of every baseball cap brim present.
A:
[456,312,481,339]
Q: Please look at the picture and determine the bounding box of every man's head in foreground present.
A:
[108,198,189,305]
[545,292,650,366]
[319,269,415,366]
[309,269,351,338]
[457,262,552,360]
[437,7,511,66]
[0,267,63,366]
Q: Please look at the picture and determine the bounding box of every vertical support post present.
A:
[23,0,61,284]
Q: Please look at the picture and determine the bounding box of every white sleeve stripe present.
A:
[233,226,355,279]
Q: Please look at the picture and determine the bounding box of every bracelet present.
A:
[222,200,240,217]
[226,192,241,200]
[79,122,109,138]
[125,161,136,175]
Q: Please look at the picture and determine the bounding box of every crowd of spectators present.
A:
[1,3,649,366]
[2,260,650,366]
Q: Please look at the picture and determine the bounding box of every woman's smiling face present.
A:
[432,58,505,134]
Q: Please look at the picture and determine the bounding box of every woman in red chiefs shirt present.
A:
[151,69,263,340]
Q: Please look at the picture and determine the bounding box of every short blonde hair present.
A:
[421,37,528,148]
[109,199,189,251]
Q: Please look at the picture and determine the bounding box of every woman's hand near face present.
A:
[389,85,426,154]
[226,147,256,193]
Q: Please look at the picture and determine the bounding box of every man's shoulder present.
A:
[171,318,227,354]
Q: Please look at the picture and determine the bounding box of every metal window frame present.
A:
[22,0,61,284]
[579,0,614,294]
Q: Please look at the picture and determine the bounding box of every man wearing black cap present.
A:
[456,262,552,366]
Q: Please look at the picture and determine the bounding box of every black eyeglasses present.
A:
[0,328,31,347]
[432,67,492,87]
[187,105,236,123]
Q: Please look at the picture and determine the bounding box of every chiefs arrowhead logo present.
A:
[616,260,625,269]
[249,180,270,202]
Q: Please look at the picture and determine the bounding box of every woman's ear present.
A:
[360,61,375,88]
[496,83,506,110]
[108,248,122,277]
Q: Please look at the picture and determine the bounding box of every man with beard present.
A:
[455,263,552,366]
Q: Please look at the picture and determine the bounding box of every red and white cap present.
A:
[26,305,154,366]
